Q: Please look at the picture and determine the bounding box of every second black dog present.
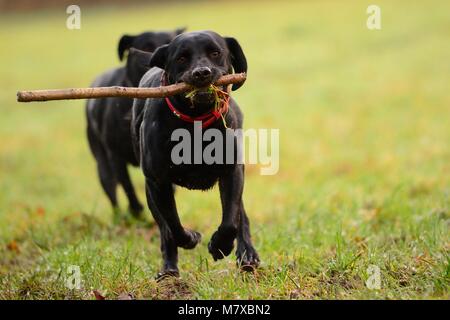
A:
[86,29,183,219]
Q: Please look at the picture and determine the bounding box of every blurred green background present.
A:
[0,0,449,299]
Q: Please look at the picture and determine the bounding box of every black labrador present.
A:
[131,31,260,277]
[86,29,184,219]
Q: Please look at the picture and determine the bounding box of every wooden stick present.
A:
[17,73,246,102]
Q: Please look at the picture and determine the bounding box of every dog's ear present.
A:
[225,37,247,91]
[149,44,169,69]
[118,34,136,61]
[174,27,187,35]
[128,48,153,68]
[127,48,153,86]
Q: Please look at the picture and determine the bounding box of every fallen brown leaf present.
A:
[6,240,20,253]
[36,206,45,217]
[92,290,106,300]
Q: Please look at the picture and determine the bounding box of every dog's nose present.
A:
[192,67,212,80]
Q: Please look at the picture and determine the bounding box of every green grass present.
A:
[0,0,449,299]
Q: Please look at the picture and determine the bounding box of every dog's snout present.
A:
[192,67,212,80]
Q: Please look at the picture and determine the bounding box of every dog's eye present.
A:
[210,51,221,58]
[177,56,187,64]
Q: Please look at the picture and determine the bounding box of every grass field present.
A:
[0,0,449,299]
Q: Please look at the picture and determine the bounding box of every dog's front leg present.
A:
[208,164,244,261]
[236,201,260,271]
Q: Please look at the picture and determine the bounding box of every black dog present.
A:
[86,29,184,219]
[131,31,260,277]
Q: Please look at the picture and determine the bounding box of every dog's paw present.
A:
[236,244,260,272]
[208,226,237,261]
[176,229,202,249]
[128,202,144,218]
[155,268,180,281]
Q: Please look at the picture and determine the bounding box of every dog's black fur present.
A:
[118,28,185,61]
[131,31,260,277]
[86,29,183,218]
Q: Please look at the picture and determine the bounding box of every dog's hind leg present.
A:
[236,202,260,271]
[145,178,200,278]
[148,211,179,279]
[109,156,143,218]
[87,124,118,211]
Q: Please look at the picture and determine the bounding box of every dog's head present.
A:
[118,27,186,61]
[149,31,247,104]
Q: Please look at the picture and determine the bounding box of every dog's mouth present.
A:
[189,87,216,104]
[177,70,229,107]
[185,84,228,108]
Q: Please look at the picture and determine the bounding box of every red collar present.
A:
[162,73,230,129]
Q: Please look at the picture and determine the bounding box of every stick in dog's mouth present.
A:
[16,73,245,102]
